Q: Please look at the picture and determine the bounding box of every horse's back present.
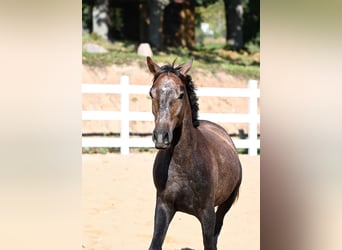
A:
[197,120,238,155]
[197,120,242,205]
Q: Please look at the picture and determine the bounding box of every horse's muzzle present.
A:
[152,129,172,149]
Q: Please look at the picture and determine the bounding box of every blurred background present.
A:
[81,0,259,78]
[82,0,259,54]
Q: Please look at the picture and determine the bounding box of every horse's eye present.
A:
[178,93,184,100]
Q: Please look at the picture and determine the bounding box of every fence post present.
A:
[248,80,259,156]
[120,76,130,154]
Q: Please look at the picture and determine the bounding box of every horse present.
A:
[146,56,242,250]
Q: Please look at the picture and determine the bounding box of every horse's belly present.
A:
[198,120,242,205]
[213,157,241,206]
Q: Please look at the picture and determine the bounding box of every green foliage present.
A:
[155,43,259,79]
[195,0,225,45]
[82,147,120,154]
[82,32,140,66]
[82,3,91,32]
[109,7,123,31]
[195,0,259,53]
[138,147,150,153]
[244,32,260,53]
[195,0,219,7]
[89,32,103,41]
[82,31,259,79]
[237,148,248,154]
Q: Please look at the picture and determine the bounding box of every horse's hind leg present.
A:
[214,180,241,245]
[149,197,175,250]
[199,207,216,250]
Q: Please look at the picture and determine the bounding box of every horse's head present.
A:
[147,56,193,149]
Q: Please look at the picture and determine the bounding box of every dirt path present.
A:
[82,153,259,250]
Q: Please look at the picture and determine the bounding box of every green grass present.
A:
[82,32,259,80]
[82,147,120,154]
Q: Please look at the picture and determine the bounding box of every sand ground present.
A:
[82,153,259,250]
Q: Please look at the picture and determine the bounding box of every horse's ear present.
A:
[179,58,193,75]
[146,56,160,75]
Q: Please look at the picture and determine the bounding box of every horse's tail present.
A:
[214,163,242,236]
[221,161,242,212]
[231,163,242,204]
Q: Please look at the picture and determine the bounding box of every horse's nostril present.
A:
[163,132,169,144]
[153,130,171,146]
[152,132,157,143]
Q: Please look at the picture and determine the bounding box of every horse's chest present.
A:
[162,179,195,212]
[161,172,211,213]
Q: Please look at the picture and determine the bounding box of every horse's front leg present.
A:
[199,207,216,250]
[149,197,175,250]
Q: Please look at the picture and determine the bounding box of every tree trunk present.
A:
[147,0,169,49]
[163,1,195,48]
[224,0,243,50]
[92,0,110,40]
[139,3,149,42]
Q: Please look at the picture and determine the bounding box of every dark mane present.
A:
[153,63,200,127]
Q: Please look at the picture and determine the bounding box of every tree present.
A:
[195,0,243,50]
[163,0,195,48]
[243,0,259,47]
[147,0,170,48]
[223,0,243,50]
[92,0,110,40]
[82,0,95,33]
[147,0,196,49]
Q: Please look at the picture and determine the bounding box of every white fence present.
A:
[82,76,260,155]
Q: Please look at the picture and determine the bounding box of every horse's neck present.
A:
[169,123,197,175]
[172,100,196,156]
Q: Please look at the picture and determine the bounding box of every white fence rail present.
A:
[82,76,260,155]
